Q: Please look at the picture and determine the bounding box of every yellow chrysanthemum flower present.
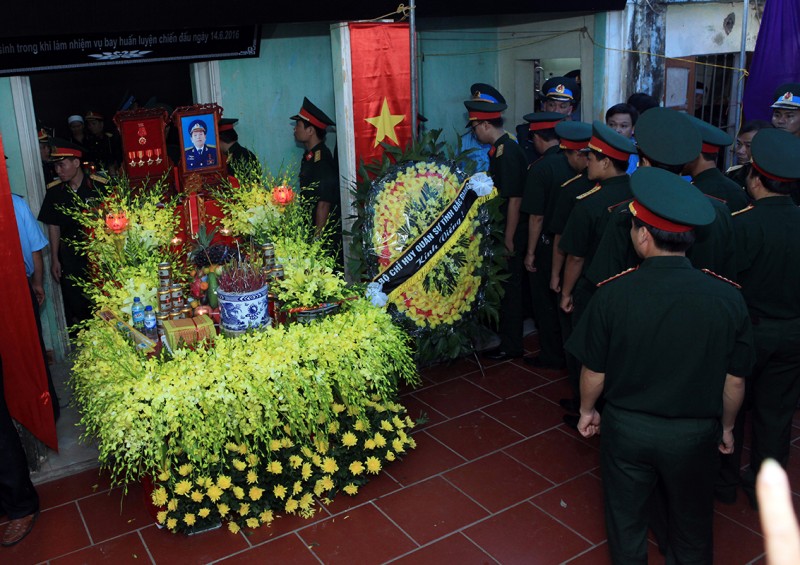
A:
[343,484,359,495]
[246,454,259,467]
[285,498,299,513]
[349,461,365,475]
[156,510,168,524]
[190,490,204,503]
[246,470,258,484]
[175,480,192,496]
[233,459,247,471]
[198,508,211,518]
[364,439,376,450]
[233,486,245,499]
[385,450,396,462]
[392,438,405,453]
[293,480,303,495]
[246,517,260,529]
[238,444,248,455]
[151,487,168,507]
[157,470,170,482]
[259,510,274,524]
[299,492,314,509]
[289,455,303,468]
[332,403,346,414]
[207,485,223,502]
[393,416,405,429]
[273,484,287,499]
[228,521,240,533]
[269,439,282,451]
[225,441,239,452]
[328,421,340,434]
[322,457,338,474]
[167,518,178,530]
[178,464,193,476]
[341,432,358,447]
[217,475,232,490]
[167,498,179,511]
[366,456,382,474]
[301,446,313,458]
[407,437,417,449]
[238,503,250,516]
[218,503,230,516]
[381,420,394,432]
[183,513,196,526]
[301,463,312,480]
[354,420,367,432]
[249,487,264,501]
[374,433,387,448]
[267,461,283,474]
[281,437,294,448]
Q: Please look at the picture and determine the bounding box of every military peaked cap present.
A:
[629,167,715,232]
[636,108,701,166]
[291,97,335,129]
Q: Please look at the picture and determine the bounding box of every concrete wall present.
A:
[665,1,759,58]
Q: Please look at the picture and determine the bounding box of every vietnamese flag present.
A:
[349,22,412,168]
[0,133,58,450]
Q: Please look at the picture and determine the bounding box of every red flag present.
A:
[0,133,58,450]
[349,22,412,168]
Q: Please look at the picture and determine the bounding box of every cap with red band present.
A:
[629,199,692,233]
[290,97,335,129]
[749,128,800,184]
[628,167,715,233]
[49,139,84,161]
[584,121,637,161]
[522,111,567,133]
[687,114,732,155]
[464,100,508,128]
[555,121,591,151]
[219,118,238,132]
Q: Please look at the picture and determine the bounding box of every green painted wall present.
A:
[0,78,26,196]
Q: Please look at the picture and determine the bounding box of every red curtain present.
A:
[349,22,412,169]
[0,134,58,450]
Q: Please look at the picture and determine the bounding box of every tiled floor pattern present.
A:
[4,333,792,564]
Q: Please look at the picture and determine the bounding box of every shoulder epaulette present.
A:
[731,204,754,217]
[597,266,638,287]
[701,268,741,289]
[607,199,631,213]
[705,194,727,204]
[726,164,744,173]
[314,150,322,162]
[46,179,61,189]
[576,183,601,200]
[496,144,504,158]
[104,132,113,138]
[561,173,583,188]
[90,173,109,185]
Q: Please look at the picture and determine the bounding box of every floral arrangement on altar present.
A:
[349,130,507,363]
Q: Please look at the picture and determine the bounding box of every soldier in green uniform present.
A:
[585,108,737,290]
[685,115,750,213]
[291,97,341,256]
[726,129,800,507]
[770,83,800,138]
[465,99,529,361]
[218,118,261,181]
[558,121,636,413]
[518,112,570,368]
[37,140,103,334]
[83,110,122,173]
[726,119,773,191]
[567,167,755,564]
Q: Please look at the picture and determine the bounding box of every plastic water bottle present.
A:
[131,297,145,329]
[143,305,157,340]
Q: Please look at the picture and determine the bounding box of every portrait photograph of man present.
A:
[181,115,219,171]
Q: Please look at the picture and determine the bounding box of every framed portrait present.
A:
[173,104,224,175]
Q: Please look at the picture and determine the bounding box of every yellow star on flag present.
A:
[365,98,405,147]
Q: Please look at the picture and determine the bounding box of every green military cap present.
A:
[219,118,238,132]
[49,138,85,161]
[585,120,637,160]
[291,97,335,129]
[540,77,579,102]
[629,167,715,232]
[771,83,800,110]
[522,111,567,133]
[636,108,701,166]
[464,99,507,128]
[470,83,506,104]
[750,128,800,181]
[555,121,591,150]
[686,114,733,154]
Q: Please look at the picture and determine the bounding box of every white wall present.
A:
[665,1,760,58]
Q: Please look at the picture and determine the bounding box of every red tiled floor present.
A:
[1,503,91,564]
[411,378,500,418]
[531,377,574,405]
[217,532,320,564]
[321,467,402,515]
[465,501,591,564]
[532,472,606,544]
[464,361,548,399]
[397,394,448,431]
[444,451,553,512]
[482,391,565,437]
[510,358,569,381]
[389,532,495,564]
[383,431,465,486]
[78,483,155,543]
[139,523,250,564]
[419,357,479,384]
[51,532,149,564]
[563,541,664,564]
[299,503,417,564]
[713,512,765,564]
[425,410,524,460]
[36,467,112,510]
[504,428,600,484]
[377,476,489,545]
[241,503,330,545]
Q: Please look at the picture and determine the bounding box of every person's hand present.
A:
[32,283,45,306]
[719,428,735,454]
[50,259,61,284]
[578,408,601,438]
[758,459,800,565]
[504,235,514,255]
[550,274,561,293]
[560,293,574,314]
[524,252,536,272]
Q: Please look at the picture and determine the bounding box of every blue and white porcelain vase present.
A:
[217,284,270,333]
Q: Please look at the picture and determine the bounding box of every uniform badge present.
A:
[555,84,565,94]
[304,151,313,161]
[783,91,794,101]
[314,150,321,163]
[496,144,504,158]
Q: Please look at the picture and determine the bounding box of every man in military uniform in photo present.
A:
[464,99,528,362]
[37,141,103,335]
[461,83,507,173]
[725,119,773,192]
[516,77,578,164]
[723,129,800,508]
[585,108,737,292]
[517,112,571,368]
[291,97,341,257]
[83,110,122,173]
[184,119,218,170]
[684,114,750,213]
[218,118,261,181]
[557,121,637,416]
[567,167,755,564]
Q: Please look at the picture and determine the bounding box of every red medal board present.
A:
[114,108,171,181]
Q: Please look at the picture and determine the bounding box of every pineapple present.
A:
[191,225,233,268]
